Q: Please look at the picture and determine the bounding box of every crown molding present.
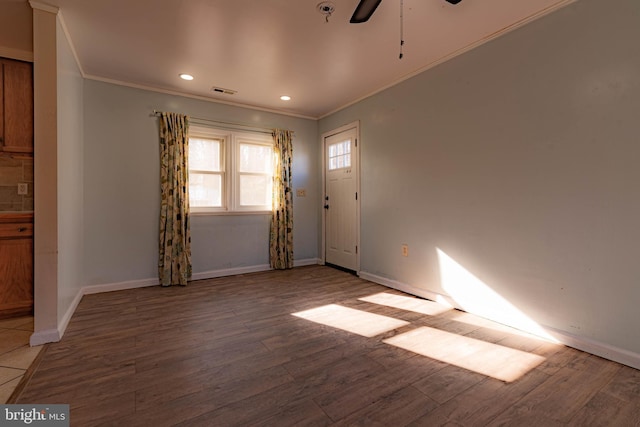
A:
[84,74,318,121]
[57,10,85,76]
[29,1,59,14]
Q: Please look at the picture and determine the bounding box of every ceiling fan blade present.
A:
[350,0,382,23]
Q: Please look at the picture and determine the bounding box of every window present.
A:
[328,140,351,170]
[189,136,224,208]
[237,141,273,208]
[189,126,273,213]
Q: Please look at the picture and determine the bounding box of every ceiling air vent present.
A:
[211,86,237,95]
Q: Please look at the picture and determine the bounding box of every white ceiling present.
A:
[48,0,574,118]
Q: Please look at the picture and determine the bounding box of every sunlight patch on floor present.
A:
[292,304,410,337]
[437,248,557,342]
[384,326,546,382]
[359,292,452,316]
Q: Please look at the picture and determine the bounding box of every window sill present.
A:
[190,210,272,217]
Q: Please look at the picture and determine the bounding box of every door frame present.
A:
[321,120,361,273]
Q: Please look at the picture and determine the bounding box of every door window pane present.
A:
[328,140,351,170]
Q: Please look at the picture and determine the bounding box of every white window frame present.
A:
[189,125,273,215]
[233,135,274,213]
[188,126,228,214]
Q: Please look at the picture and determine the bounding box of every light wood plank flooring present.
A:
[16,266,640,426]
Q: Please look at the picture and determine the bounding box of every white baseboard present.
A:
[191,264,271,281]
[30,328,61,347]
[37,259,323,346]
[359,272,458,308]
[294,258,323,267]
[191,258,321,281]
[359,270,640,371]
[82,277,160,295]
[30,288,85,346]
[55,286,85,342]
[544,326,640,370]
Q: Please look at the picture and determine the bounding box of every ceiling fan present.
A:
[350,0,462,23]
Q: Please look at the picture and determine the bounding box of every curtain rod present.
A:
[152,109,280,136]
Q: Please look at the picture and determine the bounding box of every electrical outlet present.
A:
[401,244,409,257]
[17,183,28,195]
[296,188,306,197]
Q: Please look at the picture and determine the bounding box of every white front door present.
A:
[324,126,359,271]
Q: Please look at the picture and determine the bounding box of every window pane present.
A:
[189,173,222,207]
[239,174,271,207]
[190,138,221,171]
[328,141,353,171]
[240,143,272,173]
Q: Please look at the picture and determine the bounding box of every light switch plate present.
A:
[296,189,306,197]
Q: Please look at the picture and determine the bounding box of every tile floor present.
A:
[0,315,43,403]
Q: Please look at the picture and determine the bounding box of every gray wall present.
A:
[82,81,319,286]
[320,0,640,354]
[56,18,84,323]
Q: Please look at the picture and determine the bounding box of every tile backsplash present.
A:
[0,155,33,212]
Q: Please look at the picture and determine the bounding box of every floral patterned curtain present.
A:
[158,112,192,286]
[270,129,294,269]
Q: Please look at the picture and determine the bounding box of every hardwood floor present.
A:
[16,266,640,426]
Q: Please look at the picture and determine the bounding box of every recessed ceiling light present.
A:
[280,95,291,101]
[179,73,194,81]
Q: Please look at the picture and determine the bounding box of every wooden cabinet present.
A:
[0,58,33,154]
[0,213,33,318]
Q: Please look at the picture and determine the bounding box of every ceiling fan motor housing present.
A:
[351,0,461,25]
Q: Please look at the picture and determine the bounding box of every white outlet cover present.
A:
[17,183,28,195]
[402,244,409,256]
